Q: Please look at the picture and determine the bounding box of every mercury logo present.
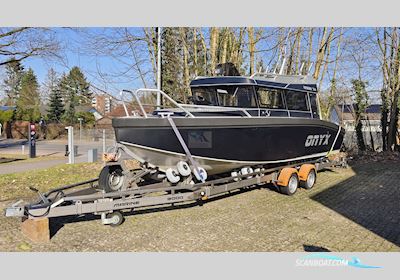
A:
[305,133,331,147]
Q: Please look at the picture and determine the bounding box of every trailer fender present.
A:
[298,164,316,182]
[276,168,298,187]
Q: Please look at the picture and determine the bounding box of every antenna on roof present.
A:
[273,54,281,74]
[279,57,287,75]
[277,29,291,75]
[299,62,305,75]
[307,62,314,75]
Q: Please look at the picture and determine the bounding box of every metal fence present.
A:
[73,127,115,143]
[342,121,384,152]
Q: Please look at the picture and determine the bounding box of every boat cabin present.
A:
[189,74,320,119]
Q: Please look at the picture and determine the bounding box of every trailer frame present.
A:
[4,156,346,228]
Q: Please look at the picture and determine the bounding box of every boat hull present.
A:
[113,117,344,175]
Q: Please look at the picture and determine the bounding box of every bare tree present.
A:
[376,27,400,151]
[0,27,59,66]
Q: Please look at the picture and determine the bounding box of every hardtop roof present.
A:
[190,74,318,93]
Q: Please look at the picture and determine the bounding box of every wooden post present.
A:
[21,218,50,242]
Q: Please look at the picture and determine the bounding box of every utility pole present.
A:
[78,117,83,142]
[66,126,75,164]
[156,27,162,109]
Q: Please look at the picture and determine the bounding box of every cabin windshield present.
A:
[190,87,219,106]
[191,85,257,108]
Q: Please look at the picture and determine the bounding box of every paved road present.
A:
[0,139,115,175]
[0,158,68,175]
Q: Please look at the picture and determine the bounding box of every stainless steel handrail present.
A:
[179,104,253,117]
[120,89,195,118]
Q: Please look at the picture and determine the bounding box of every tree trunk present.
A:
[325,28,343,119]
[199,29,208,75]
[306,28,314,75]
[248,27,255,75]
[387,91,399,150]
[193,28,198,77]
[5,121,13,139]
[179,28,190,103]
[313,27,328,79]
[143,28,157,84]
[293,27,303,74]
[221,28,228,64]
[210,27,219,74]
[318,28,334,90]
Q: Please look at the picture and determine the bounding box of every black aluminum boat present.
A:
[112,73,344,179]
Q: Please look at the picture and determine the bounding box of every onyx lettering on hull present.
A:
[305,134,331,147]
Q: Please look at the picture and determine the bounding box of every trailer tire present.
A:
[99,165,125,193]
[279,172,299,196]
[300,168,316,189]
[107,211,125,227]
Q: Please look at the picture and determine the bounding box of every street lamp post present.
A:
[77,117,83,142]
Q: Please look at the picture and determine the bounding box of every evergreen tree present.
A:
[15,68,41,121]
[42,68,58,104]
[68,66,92,104]
[46,70,64,122]
[58,67,91,124]
[2,59,24,106]
[58,73,76,124]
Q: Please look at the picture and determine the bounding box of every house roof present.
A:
[106,104,134,117]
[333,104,382,121]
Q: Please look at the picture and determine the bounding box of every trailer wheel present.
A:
[301,169,316,189]
[279,173,299,196]
[107,211,125,227]
[99,165,125,193]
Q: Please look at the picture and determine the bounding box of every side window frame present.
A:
[308,92,320,119]
[256,86,285,110]
[284,90,310,112]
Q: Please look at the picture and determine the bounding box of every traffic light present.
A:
[28,123,36,158]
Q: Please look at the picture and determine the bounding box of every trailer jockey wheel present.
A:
[279,173,299,196]
[106,211,125,227]
[99,165,125,193]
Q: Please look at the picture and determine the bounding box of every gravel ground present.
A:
[0,162,399,252]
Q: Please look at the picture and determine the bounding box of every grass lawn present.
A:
[0,162,103,201]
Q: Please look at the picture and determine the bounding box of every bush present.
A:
[75,112,95,127]
[45,123,67,140]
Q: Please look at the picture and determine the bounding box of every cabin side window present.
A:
[309,93,320,118]
[284,90,309,111]
[217,86,258,108]
[191,87,218,106]
[256,87,285,109]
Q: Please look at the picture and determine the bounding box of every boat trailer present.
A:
[4,155,346,241]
